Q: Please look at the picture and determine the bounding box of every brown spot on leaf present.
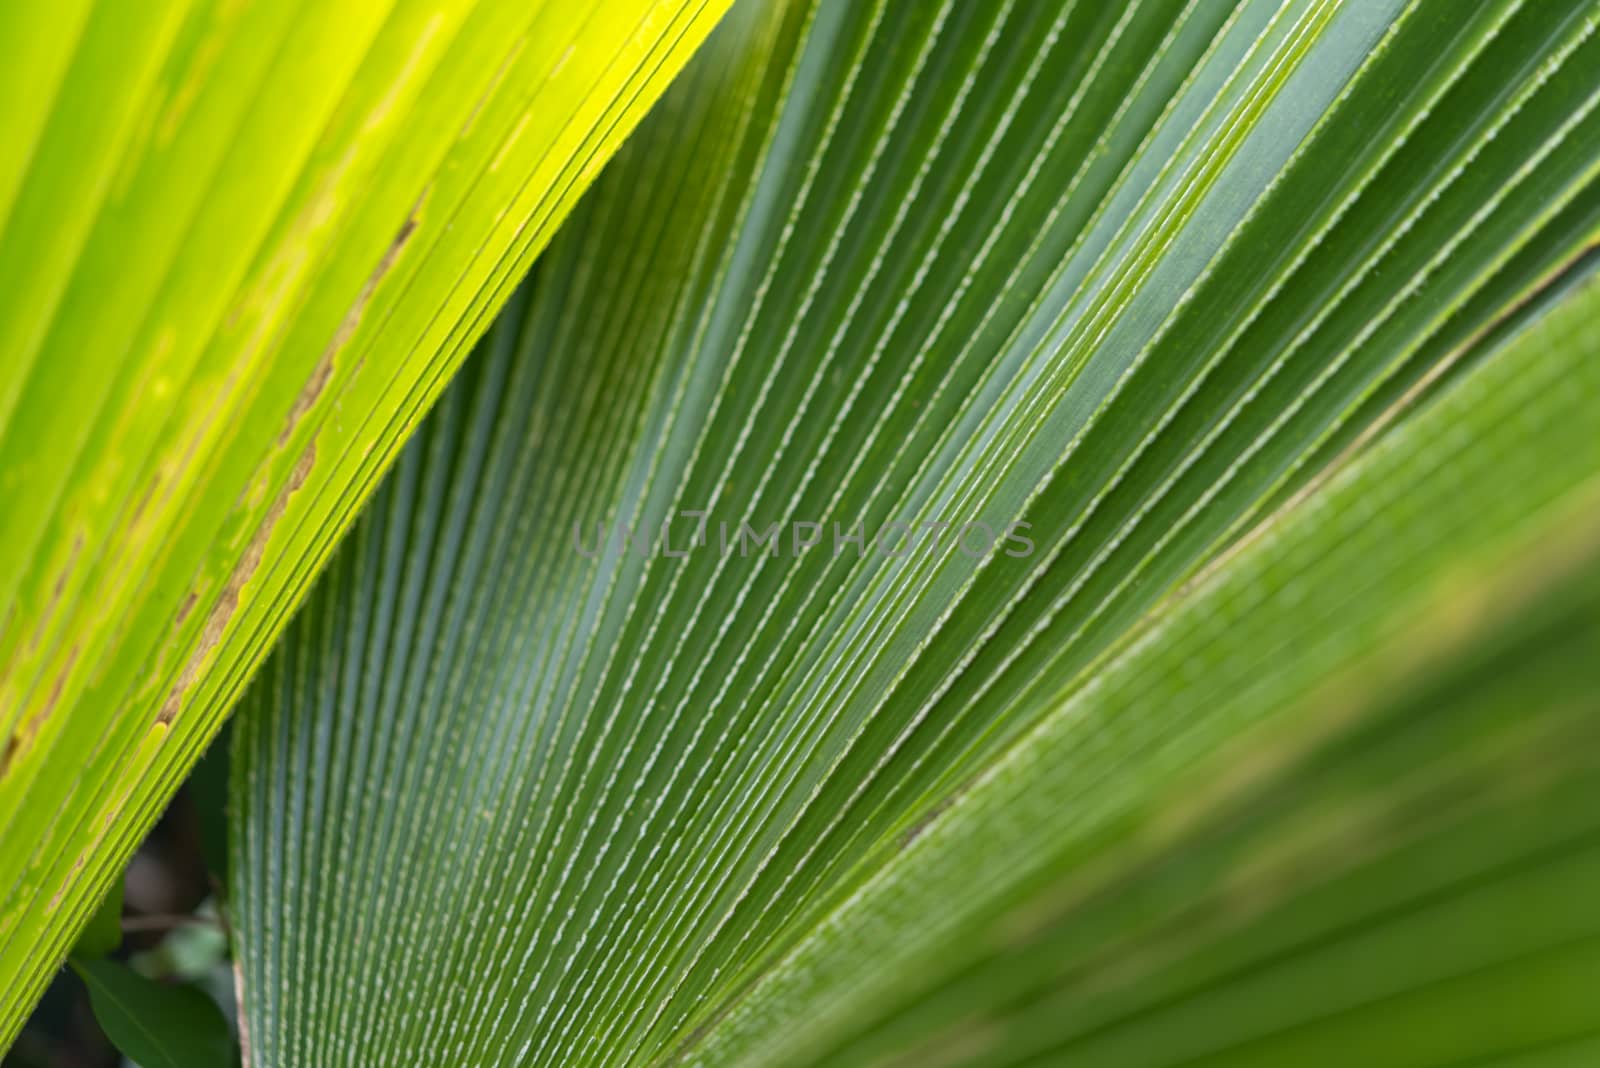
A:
[8,645,81,764]
[0,642,79,778]
[277,212,420,446]
[47,855,88,912]
[30,535,85,654]
[899,794,957,851]
[277,353,334,447]
[43,647,77,719]
[130,475,159,527]
[158,445,316,725]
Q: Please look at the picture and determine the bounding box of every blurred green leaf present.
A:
[73,957,234,1068]
[129,900,229,984]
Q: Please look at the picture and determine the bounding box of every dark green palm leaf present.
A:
[230,0,1600,1064]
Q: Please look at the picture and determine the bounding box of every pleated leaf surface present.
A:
[233,0,1600,1064]
[695,260,1600,1068]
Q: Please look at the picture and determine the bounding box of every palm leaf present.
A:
[693,271,1600,1067]
[229,0,1600,1063]
[0,0,730,1043]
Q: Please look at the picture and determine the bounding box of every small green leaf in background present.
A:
[71,877,122,961]
[71,957,234,1068]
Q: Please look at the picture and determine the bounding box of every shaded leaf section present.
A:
[74,957,235,1068]
[692,262,1600,1068]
